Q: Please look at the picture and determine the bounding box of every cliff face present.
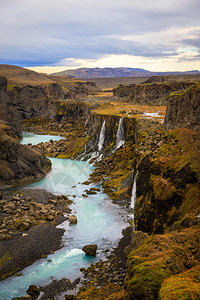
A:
[49,75,101,97]
[0,65,101,121]
[164,82,200,131]
[55,100,90,121]
[0,77,21,138]
[124,126,200,300]
[144,74,200,84]
[0,121,51,189]
[9,83,64,119]
[113,82,194,105]
[0,76,51,188]
[86,113,136,154]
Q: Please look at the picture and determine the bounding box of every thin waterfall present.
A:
[116,118,125,149]
[98,120,106,151]
[130,172,137,209]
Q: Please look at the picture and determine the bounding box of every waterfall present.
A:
[116,118,125,149]
[130,172,137,209]
[98,120,106,151]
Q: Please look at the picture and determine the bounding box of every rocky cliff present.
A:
[0,122,51,189]
[9,83,64,119]
[144,74,200,83]
[0,65,101,121]
[164,82,200,131]
[0,77,21,138]
[0,76,51,188]
[113,81,195,105]
[123,125,200,300]
[49,75,101,98]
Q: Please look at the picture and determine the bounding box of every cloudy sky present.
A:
[0,0,200,73]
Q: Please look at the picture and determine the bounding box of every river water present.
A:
[0,133,129,299]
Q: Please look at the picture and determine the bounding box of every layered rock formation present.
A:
[0,76,51,188]
[49,75,101,98]
[164,82,200,131]
[0,65,101,121]
[124,126,200,300]
[144,74,200,83]
[0,122,51,189]
[113,81,195,105]
[0,76,21,137]
[9,83,64,119]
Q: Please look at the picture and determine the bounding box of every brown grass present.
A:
[91,101,166,122]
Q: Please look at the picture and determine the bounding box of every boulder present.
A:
[68,215,77,224]
[82,244,97,256]
[26,285,40,298]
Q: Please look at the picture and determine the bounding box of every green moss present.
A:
[7,84,15,92]
[0,253,12,280]
[152,175,177,201]
[153,129,200,179]
[160,265,200,300]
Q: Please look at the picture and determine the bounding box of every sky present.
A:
[0,0,200,73]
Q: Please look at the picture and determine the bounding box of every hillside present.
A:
[0,64,54,87]
[51,67,200,78]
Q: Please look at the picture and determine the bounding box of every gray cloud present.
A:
[0,0,199,66]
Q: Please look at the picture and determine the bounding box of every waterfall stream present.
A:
[130,172,138,210]
[116,118,125,149]
[98,120,106,152]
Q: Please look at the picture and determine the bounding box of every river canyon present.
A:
[0,65,200,300]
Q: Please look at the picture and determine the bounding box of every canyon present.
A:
[0,65,199,300]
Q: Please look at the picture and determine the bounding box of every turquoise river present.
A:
[0,133,129,299]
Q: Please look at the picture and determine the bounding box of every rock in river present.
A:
[68,215,77,224]
[82,244,97,256]
[26,284,40,298]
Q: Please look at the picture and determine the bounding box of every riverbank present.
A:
[0,188,72,280]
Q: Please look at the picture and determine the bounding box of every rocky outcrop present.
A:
[144,74,200,83]
[134,128,200,235]
[0,76,52,188]
[49,75,101,97]
[164,82,200,131]
[0,122,51,188]
[0,76,21,138]
[124,226,200,300]
[55,100,90,121]
[0,65,101,122]
[9,83,64,119]
[113,81,195,105]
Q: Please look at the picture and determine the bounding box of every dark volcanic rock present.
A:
[82,244,97,256]
[113,81,195,105]
[0,76,22,138]
[164,82,200,131]
[26,285,40,298]
[9,83,63,120]
[0,76,51,188]
[0,125,51,188]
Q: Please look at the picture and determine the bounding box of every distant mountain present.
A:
[51,67,200,78]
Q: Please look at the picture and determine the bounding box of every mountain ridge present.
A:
[51,67,200,78]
